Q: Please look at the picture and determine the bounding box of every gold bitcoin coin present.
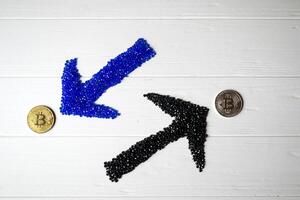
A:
[27,105,55,133]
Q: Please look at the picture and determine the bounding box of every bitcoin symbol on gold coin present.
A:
[27,105,55,133]
[35,113,46,126]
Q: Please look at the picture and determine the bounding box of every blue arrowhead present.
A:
[60,38,156,119]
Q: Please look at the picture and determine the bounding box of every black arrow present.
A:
[104,93,209,182]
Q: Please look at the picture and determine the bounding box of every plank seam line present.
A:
[0,135,300,138]
[1,76,300,79]
[0,195,299,198]
[0,17,300,20]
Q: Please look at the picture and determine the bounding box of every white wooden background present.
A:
[0,0,300,199]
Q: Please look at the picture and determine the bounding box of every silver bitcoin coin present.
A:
[215,89,243,117]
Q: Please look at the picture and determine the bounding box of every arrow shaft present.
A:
[84,39,156,102]
[104,119,185,182]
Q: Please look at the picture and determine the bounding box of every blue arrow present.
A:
[60,38,156,119]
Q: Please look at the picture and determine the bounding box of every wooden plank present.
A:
[0,0,299,19]
[0,137,299,196]
[0,196,299,200]
[0,77,299,137]
[0,20,299,77]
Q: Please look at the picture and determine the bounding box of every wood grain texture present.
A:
[0,137,299,196]
[0,20,299,77]
[0,0,300,199]
[0,0,299,19]
[0,77,299,137]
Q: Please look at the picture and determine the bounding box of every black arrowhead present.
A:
[104,93,209,182]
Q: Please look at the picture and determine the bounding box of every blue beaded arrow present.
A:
[60,38,156,119]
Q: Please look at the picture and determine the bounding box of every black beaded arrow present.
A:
[104,93,209,182]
